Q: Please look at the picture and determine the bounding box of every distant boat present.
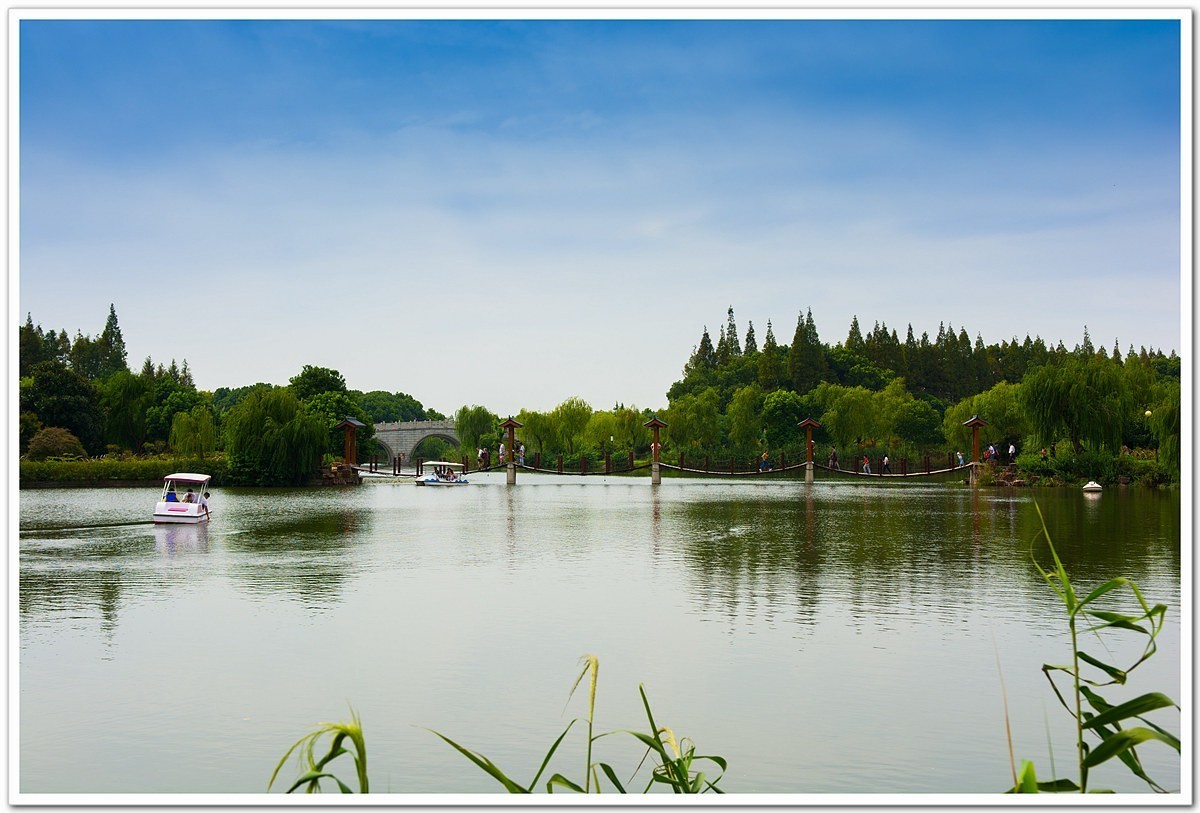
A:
[1082,481,1103,493]
[154,472,213,523]
[416,461,469,487]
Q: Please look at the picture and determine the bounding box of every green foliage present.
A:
[101,370,153,451]
[24,426,86,461]
[224,387,326,485]
[22,360,105,455]
[582,410,618,454]
[1147,381,1180,473]
[211,383,276,416]
[515,409,557,454]
[893,398,944,449]
[20,410,42,453]
[304,391,376,460]
[1021,355,1132,454]
[145,381,205,445]
[269,709,368,794]
[288,365,347,401]
[169,406,218,458]
[666,388,721,452]
[1011,506,1179,793]
[455,405,501,455]
[355,390,428,423]
[551,397,593,455]
[431,655,727,794]
[20,455,228,484]
[726,385,764,453]
[818,385,876,452]
[760,389,805,450]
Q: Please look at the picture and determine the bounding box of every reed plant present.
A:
[432,654,727,794]
[1006,504,1179,793]
[268,708,368,794]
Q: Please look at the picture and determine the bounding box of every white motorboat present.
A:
[153,472,213,523]
[1082,481,1103,493]
[416,461,470,486]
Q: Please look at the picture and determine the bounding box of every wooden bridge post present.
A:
[962,415,988,487]
[644,416,667,486]
[605,452,611,475]
[335,417,365,468]
[500,417,522,485]
[799,418,821,484]
[557,454,563,474]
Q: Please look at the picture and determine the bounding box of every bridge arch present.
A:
[373,420,461,462]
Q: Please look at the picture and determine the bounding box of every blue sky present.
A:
[17,16,1184,415]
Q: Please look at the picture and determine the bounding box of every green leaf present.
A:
[1077,651,1127,683]
[546,773,586,793]
[1083,727,1181,768]
[528,720,576,789]
[1082,692,1177,730]
[427,729,529,793]
[1085,609,1149,634]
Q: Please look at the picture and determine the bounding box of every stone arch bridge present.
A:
[373,420,460,462]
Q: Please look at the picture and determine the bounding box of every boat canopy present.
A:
[423,461,463,470]
[163,472,212,483]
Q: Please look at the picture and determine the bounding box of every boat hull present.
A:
[153,502,211,523]
[415,479,469,487]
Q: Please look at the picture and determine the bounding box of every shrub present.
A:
[25,427,86,461]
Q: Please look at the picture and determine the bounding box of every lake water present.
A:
[17,475,1183,798]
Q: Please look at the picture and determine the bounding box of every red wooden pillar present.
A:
[962,415,988,464]
[644,416,668,485]
[335,417,365,467]
[798,418,821,483]
[500,418,523,485]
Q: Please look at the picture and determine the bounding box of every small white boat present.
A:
[154,472,213,523]
[415,461,469,487]
[1082,481,1103,493]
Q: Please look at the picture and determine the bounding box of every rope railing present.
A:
[355,454,975,481]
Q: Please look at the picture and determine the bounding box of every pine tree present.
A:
[98,304,128,379]
[846,316,864,354]
[744,321,758,355]
[715,324,731,367]
[758,320,781,391]
[725,307,741,357]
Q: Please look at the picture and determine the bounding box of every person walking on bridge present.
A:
[828,447,839,470]
[861,455,871,474]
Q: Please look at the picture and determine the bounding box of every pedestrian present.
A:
[759,451,771,471]
[956,450,964,467]
[988,444,996,461]
[1008,442,1016,462]
[498,441,506,464]
[518,443,526,466]
[828,446,839,470]
[1040,447,1048,461]
[198,490,211,521]
[861,455,871,474]
[882,455,891,474]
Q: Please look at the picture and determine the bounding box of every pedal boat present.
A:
[154,472,213,523]
[416,461,469,486]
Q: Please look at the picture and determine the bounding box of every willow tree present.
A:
[169,405,218,458]
[224,387,325,485]
[455,405,500,455]
[1020,355,1132,454]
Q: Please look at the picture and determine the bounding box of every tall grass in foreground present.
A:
[268,709,368,793]
[1006,504,1179,793]
[431,654,727,793]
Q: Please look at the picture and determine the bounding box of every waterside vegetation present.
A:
[19,305,1180,487]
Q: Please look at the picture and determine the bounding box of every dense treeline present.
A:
[19,304,1181,488]
[660,307,1180,482]
[19,307,444,485]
